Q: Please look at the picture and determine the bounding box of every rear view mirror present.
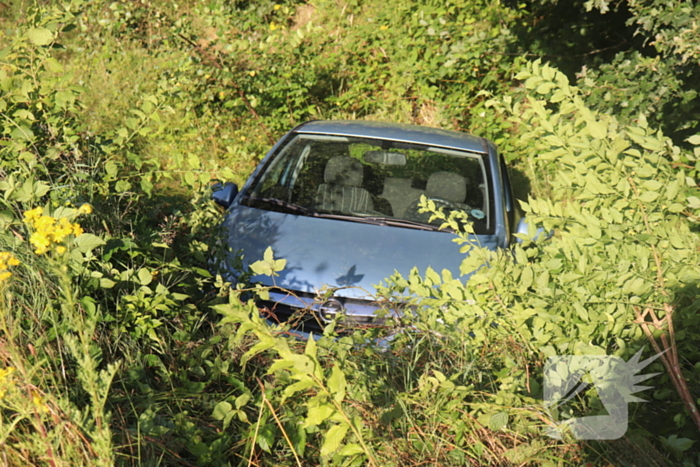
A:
[211,182,238,209]
[363,150,407,166]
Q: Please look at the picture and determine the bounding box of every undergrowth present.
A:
[0,0,699,465]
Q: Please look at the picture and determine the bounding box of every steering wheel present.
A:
[404,197,470,224]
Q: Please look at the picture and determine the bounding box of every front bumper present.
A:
[257,288,403,336]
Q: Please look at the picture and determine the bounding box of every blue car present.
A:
[212,120,523,335]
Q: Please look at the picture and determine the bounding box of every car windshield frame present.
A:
[242,132,495,235]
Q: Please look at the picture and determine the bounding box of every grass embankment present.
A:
[1,0,699,465]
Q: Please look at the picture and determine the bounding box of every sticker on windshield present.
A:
[470,209,485,220]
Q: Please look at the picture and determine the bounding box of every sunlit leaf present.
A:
[27,27,53,46]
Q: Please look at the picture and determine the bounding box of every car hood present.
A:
[222,206,499,299]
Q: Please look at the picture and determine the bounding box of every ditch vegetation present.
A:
[1,0,700,465]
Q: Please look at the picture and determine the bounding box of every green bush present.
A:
[1,0,699,465]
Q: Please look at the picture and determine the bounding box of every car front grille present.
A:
[258,299,327,334]
[257,290,396,335]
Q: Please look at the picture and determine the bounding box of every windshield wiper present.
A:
[242,196,317,216]
[311,213,392,226]
[242,198,444,231]
[357,216,444,232]
[243,197,385,225]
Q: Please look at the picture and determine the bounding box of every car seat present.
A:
[315,156,374,213]
[403,171,470,223]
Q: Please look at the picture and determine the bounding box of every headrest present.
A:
[426,171,467,203]
[324,156,363,187]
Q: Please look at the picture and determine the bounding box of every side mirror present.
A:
[515,217,552,243]
[211,182,238,209]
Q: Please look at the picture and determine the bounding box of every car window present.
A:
[246,134,493,234]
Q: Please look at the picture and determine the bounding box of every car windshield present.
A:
[244,133,493,234]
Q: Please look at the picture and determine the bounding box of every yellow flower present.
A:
[0,367,15,399]
[31,391,48,413]
[33,214,55,232]
[380,25,388,30]
[269,22,278,31]
[273,4,281,10]
[0,251,21,282]
[23,207,43,222]
[55,245,66,255]
[23,207,86,255]
[52,217,74,243]
[30,231,51,255]
[78,203,93,215]
[0,252,20,269]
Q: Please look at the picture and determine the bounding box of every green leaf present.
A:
[11,126,34,141]
[283,378,315,398]
[338,443,364,456]
[489,412,508,431]
[45,57,63,73]
[320,423,350,457]
[520,266,534,289]
[624,277,648,296]
[635,166,655,178]
[663,434,694,453]
[115,180,131,192]
[100,278,116,289]
[125,117,139,130]
[536,82,556,94]
[328,365,346,402]
[638,191,658,203]
[587,223,602,240]
[105,160,118,178]
[138,268,152,286]
[13,109,34,120]
[27,28,53,46]
[257,424,275,453]
[425,267,441,285]
[687,135,700,146]
[587,120,607,139]
[641,180,662,191]
[250,260,268,276]
[241,338,276,365]
[305,332,318,359]
[524,76,542,90]
[55,90,75,109]
[138,176,153,196]
[574,303,589,321]
[212,401,232,420]
[235,393,250,409]
[666,177,681,201]
[184,171,196,187]
[74,233,106,253]
[274,258,287,272]
[264,246,274,263]
[304,403,335,428]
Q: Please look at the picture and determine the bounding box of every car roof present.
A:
[294,120,489,154]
